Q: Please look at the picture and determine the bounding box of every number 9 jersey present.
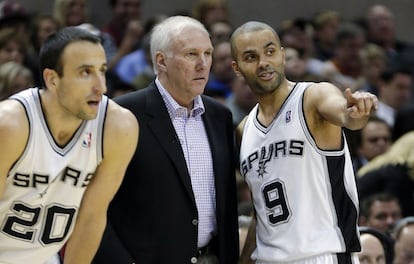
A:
[0,88,107,264]
[239,83,361,263]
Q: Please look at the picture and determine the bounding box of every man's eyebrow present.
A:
[264,41,276,48]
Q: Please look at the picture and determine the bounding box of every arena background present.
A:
[20,0,414,43]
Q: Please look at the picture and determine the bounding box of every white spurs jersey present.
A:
[240,83,361,263]
[0,88,107,264]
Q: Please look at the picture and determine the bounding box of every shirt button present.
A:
[192,219,198,226]
[191,257,198,263]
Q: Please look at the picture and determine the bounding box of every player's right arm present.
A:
[0,100,29,198]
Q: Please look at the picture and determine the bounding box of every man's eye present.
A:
[244,54,256,61]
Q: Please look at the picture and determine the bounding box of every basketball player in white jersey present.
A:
[0,27,138,264]
[230,21,378,264]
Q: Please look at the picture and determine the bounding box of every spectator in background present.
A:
[53,0,119,67]
[364,4,414,68]
[351,116,392,173]
[53,0,87,27]
[358,232,386,264]
[207,19,233,45]
[131,33,155,90]
[357,43,388,95]
[278,17,328,82]
[284,47,324,83]
[319,22,366,91]
[114,14,166,85]
[359,192,402,236]
[357,131,414,217]
[392,217,414,264]
[30,14,60,55]
[278,17,314,61]
[205,40,235,101]
[0,1,40,86]
[375,66,412,127]
[225,75,256,127]
[311,10,341,62]
[358,226,394,264]
[102,0,143,48]
[192,0,229,28]
[28,14,60,86]
[0,61,33,100]
[0,0,31,41]
[0,28,26,65]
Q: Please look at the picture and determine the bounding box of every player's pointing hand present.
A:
[345,88,378,118]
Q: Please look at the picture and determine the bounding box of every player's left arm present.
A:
[308,82,378,130]
[63,100,139,264]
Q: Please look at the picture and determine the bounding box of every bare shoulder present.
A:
[305,82,339,97]
[0,99,29,140]
[304,82,343,110]
[103,99,139,151]
[105,100,138,133]
[0,100,29,174]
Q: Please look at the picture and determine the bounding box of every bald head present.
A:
[230,21,280,60]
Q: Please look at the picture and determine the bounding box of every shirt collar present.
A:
[155,77,205,118]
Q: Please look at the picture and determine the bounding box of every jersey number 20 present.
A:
[2,202,76,245]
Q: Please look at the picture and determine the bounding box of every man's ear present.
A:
[43,68,59,90]
[156,51,167,72]
[232,61,241,76]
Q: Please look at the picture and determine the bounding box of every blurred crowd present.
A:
[1,0,414,262]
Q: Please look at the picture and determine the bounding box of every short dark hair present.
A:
[335,22,364,46]
[360,192,400,218]
[380,65,413,83]
[39,27,101,85]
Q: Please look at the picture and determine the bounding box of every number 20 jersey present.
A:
[239,83,361,262]
[0,88,107,263]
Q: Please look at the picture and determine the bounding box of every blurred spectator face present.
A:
[0,61,33,99]
[381,73,412,110]
[36,17,59,49]
[7,70,33,93]
[358,233,386,264]
[362,57,386,85]
[231,76,256,112]
[365,200,402,234]
[280,22,313,58]
[315,16,340,47]
[358,120,391,161]
[209,21,232,45]
[284,47,307,80]
[366,5,395,46]
[394,224,414,264]
[202,4,227,27]
[212,41,234,83]
[336,34,365,69]
[65,0,87,26]
[113,0,142,23]
[0,39,24,64]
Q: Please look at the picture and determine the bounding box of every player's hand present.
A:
[345,88,378,119]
